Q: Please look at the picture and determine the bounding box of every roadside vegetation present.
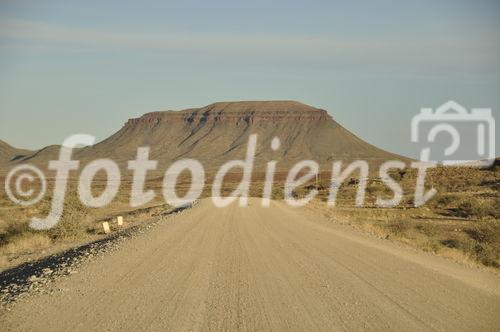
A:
[308,164,499,269]
[0,181,168,270]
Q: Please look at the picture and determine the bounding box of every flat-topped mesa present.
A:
[0,100,405,171]
[124,101,331,126]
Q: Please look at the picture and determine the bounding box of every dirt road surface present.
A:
[1,198,499,331]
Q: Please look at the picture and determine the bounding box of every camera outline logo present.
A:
[411,100,495,167]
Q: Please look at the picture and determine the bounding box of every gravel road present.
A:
[1,198,499,331]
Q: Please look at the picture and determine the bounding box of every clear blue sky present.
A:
[0,0,499,158]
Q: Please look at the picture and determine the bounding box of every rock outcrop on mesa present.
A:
[1,101,406,174]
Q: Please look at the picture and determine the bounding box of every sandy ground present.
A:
[1,198,499,331]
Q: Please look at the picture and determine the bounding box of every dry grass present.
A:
[0,180,168,270]
[1,233,52,256]
[311,204,499,268]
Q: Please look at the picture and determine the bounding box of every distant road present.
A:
[2,198,499,331]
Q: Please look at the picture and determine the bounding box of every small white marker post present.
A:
[117,216,123,227]
[102,222,111,234]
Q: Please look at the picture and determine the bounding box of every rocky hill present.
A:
[0,140,32,167]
